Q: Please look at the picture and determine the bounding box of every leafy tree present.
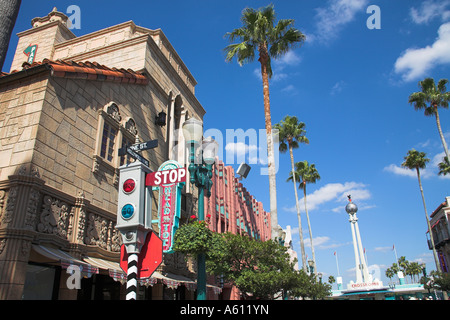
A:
[408,78,450,162]
[290,272,331,300]
[429,271,450,293]
[207,232,296,299]
[175,223,332,299]
[274,116,309,271]
[224,4,305,239]
[0,0,22,70]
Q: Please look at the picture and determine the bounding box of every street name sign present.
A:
[118,139,158,167]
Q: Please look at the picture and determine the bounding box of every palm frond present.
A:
[438,156,450,176]
[224,42,255,66]
[401,149,429,170]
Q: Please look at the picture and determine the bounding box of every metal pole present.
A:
[354,220,369,282]
[350,217,363,283]
[197,185,206,300]
[126,252,139,300]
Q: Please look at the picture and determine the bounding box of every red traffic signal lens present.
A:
[123,179,136,193]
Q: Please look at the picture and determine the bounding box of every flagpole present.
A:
[393,244,399,264]
[334,251,340,276]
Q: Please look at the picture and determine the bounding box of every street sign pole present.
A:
[116,137,159,300]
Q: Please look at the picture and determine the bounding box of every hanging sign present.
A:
[146,160,185,254]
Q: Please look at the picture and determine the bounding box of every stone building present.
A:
[0,8,208,300]
[429,196,450,274]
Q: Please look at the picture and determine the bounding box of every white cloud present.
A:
[313,0,369,43]
[394,22,450,82]
[410,0,450,25]
[281,84,298,95]
[374,246,394,253]
[383,164,417,178]
[383,147,450,179]
[225,142,257,156]
[282,181,372,213]
[330,80,346,95]
[274,51,302,67]
[383,163,436,179]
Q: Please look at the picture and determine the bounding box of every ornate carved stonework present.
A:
[25,188,41,230]
[37,195,72,239]
[124,118,138,136]
[84,212,109,249]
[105,102,122,123]
[0,239,6,254]
[1,187,18,226]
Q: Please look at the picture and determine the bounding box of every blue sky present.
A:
[4,0,450,288]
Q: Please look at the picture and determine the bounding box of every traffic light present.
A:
[116,161,152,254]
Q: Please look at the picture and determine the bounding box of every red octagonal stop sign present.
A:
[120,231,163,279]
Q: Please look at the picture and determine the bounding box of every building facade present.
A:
[429,196,450,274]
[204,159,271,299]
[0,8,209,300]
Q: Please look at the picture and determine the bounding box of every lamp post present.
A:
[182,118,218,300]
[308,259,315,275]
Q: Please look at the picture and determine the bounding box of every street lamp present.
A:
[277,226,286,246]
[308,259,315,275]
[182,118,218,300]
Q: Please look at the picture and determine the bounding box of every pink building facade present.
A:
[206,159,271,240]
[204,159,271,299]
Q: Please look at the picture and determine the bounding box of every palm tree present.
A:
[0,0,22,71]
[408,78,450,162]
[401,149,444,278]
[224,4,305,239]
[296,160,321,275]
[274,115,309,272]
[438,156,450,176]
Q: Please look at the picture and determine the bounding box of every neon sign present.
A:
[148,160,185,254]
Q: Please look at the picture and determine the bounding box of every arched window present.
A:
[93,102,137,185]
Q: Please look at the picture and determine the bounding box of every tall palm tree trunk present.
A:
[0,0,22,71]
[259,43,278,240]
[303,184,317,276]
[288,146,307,272]
[434,106,450,161]
[416,167,448,298]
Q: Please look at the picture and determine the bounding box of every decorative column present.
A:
[0,165,44,299]
[345,195,369,283]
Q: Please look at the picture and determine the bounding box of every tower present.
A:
[345,195,370,284]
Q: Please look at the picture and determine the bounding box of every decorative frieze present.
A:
[1,187,18,226]
[37,195,72,239]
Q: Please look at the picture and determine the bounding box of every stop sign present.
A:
[146,167,186,186]
[120,231,163,279]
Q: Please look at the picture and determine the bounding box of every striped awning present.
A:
[31,245,98,277]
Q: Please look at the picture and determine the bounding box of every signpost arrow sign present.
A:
[118,139,158,167]
[129,140,158,152]
[125,147,149,167]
